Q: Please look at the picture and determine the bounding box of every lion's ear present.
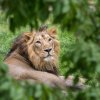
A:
[24,32,33,42]
[48,28,57,38]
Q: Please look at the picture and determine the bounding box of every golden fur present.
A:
[4,27,66,88]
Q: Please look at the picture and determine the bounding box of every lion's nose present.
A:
[44,48,52,53]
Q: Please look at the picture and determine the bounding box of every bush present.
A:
[0,0,100,100]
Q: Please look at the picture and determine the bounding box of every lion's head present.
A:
[6,26,60,75]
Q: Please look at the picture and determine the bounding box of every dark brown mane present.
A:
[5,35,23,58]
[4,33,34,67]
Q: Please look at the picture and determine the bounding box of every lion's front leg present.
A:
[7,64,65,89]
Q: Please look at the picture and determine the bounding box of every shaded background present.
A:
[0,0,100,100]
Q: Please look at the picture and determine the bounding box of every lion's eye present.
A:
[48,38,52,41]
[36,41,41,44]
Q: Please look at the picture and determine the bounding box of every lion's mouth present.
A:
[47,54,51,57]
[44,54,53,62]
[44,54,52,58]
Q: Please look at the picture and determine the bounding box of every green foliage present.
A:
[0,0,100,100]
[1,0,99,33]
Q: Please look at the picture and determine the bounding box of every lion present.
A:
[4,26,66,88]
[4,26,85,89]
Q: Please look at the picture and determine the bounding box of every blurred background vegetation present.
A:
[0,0,100,100]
